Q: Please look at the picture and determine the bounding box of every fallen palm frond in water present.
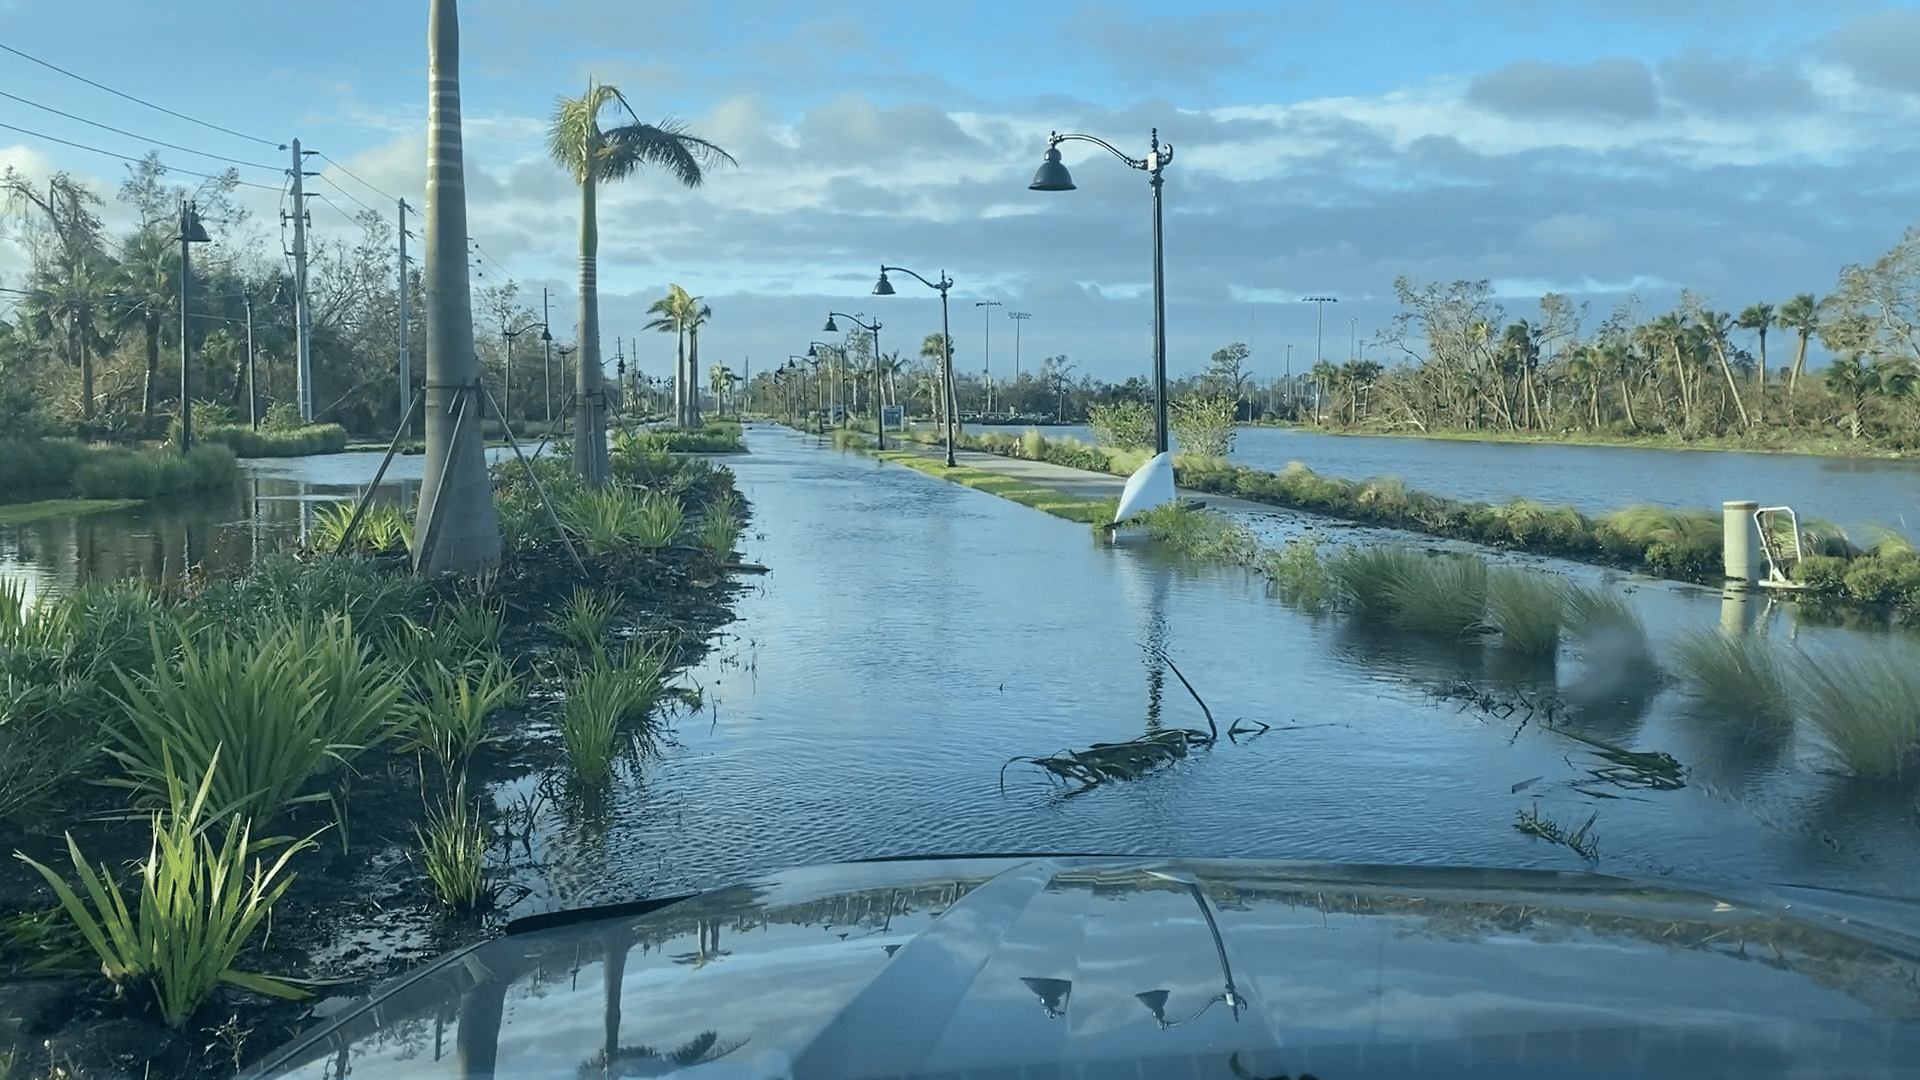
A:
[1514,803,1600,861]
[1551,726,1687,790]
[1002,651,1268,792]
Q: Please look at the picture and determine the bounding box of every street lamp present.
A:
[1302,296,1337,369]
[806,341,847,431]
[1007,311,1031,417]
[501,319,549,431]
[176,201,212,452]
[1029,129,1173,456]
[825,311,884,449]
[873,265,958,467]
[975,300,1002,414]
[794,351,825,433]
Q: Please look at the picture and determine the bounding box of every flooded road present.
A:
[3,429,1915,912]
[496,425,1920,911]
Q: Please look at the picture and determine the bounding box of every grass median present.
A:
[872,447,1117,526]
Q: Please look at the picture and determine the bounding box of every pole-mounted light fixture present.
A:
[177,201,213,452]
[873,265,957,466]
[826,311,884,448]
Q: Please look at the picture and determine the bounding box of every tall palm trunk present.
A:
[414,0,501,574]
[1711,340,1751,428]
[141,315,160,426]
[573,174,609,485]
[672,328,686,427]
[686,326,703,428]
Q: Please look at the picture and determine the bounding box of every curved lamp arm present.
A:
[878,265,952,294]
[1048,129,1174,173]
[827,311,881,333]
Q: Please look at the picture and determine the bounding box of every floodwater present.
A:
[498,425,1920,910]
[3,428,1916,915]
[1038,423,1920,540]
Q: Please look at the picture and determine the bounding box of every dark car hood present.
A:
[244,856,1920,1079]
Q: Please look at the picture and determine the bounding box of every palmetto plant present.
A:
[15,749,317,1026]
[548,79,733,481]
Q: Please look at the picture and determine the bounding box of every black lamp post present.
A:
[176,201,212,452]
[1029,129,1174,456]
[501,320,549,431]
[790,353,821,433]
[825,311,884,449]
[873,266,957,466]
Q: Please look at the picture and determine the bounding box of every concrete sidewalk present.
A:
[888,443,1277,514]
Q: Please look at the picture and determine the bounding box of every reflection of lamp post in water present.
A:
[1135,874,1245,1027]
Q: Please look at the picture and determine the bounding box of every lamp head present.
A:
[541,325,553,342]
[872,270,895,296]
[824,316,839,332]
[1029,145,1075,192]
[180,206,212,244]
[806,343,818,358]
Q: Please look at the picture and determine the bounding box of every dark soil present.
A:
[0,539,745,1080]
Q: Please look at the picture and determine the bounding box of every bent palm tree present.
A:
[549,82,734,480]
[1775,293,1819,398]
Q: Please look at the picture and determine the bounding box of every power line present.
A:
[0,42,282,149]
[310,192,365,228]
[314,152,398,204]
[0,120,281,191]
[314,173,376,216]
[0,89,278,171]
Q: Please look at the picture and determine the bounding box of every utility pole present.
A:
[1008,311,1031,416]
[541,288,553,423]
[178,201,193,451]
[398,198,412,438]
[244,292,258,429]
[289,139,317,423]
[976,300,1002,414]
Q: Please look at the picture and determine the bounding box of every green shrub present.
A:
[548,588,619,652]
[0,438,89,498]
[180,422,348,458]
[195,554,429,637]
[1019,428,1047,459]
[71,445,238,500]
[1262,539,1331,611]
[696,491,743,561]
[1086,400,1154,451]
[1326,546,1424,622]
[1169,394,1237,459]
[1842,552,1920,605]
[15,750,316,1025]
[1391,552,1489,638]
[1790,554,1849,592]
[558,644,670,786]
[310,501,412,556]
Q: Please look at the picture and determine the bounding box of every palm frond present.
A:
[599,118,736,188]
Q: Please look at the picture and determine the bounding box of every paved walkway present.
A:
[888,443,1278,514]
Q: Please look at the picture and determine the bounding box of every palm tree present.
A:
[21,255,119,426]
[548,81,733,478]
[413,0,501,574]
[1775,294,1819,399]
[707,363,735,418]
[1823,352,1876,439]
[113,229,178,432]
[643,285,712,428]
[1737,302,1773,423]
[920,333,950,432]
[1695,309,1751,429]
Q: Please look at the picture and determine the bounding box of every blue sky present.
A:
[4,0,1919,384]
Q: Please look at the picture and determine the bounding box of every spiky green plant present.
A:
[107,617,407,822]
[557,644,670,786]
[415,782,488,910]
[1390,552,1489,638]
[1326,545,1424,621]
[1260,539,1332,611]
[437,598,504,653]
[633,490,685,549]
[405,656,519,767]
[696,491,742,561]
[1485,568,1565,656]
[1673,630,1793,732]
[14,749,316,1026]
[1794,644,1920,779]
[549,588,620,652]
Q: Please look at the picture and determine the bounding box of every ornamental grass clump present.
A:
[549,588,619,653]
[107,616,408,823]
[633,490,685,549]
[1485,568,1566,657]
[415,782,488,910]
[310,501,411,556]
[1793,642,1920,779]
[404,656,519,768]
[557,643,671,787]
[1673,630,1793,734]
[696,491,743,561]
[14,750,317,1026]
